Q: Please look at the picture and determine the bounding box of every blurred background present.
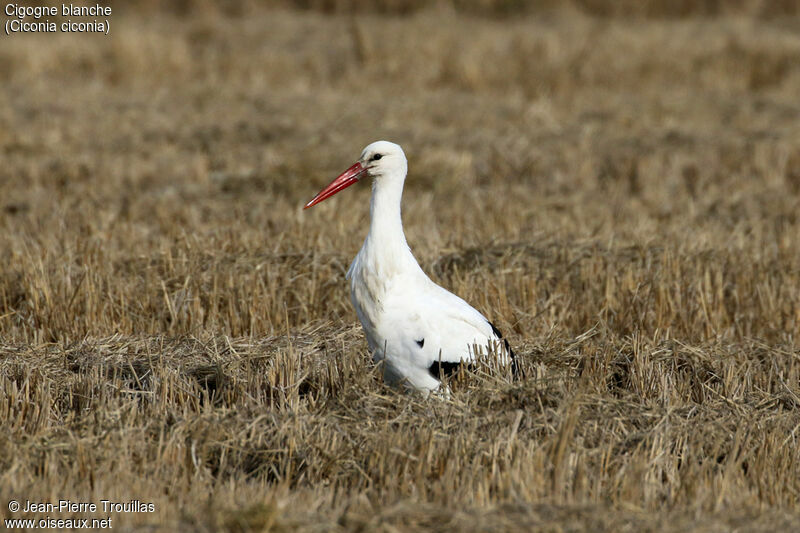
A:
[1,0,799,341]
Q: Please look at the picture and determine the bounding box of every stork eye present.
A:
[371,154,382,161]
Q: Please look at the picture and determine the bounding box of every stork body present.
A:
[305,141,514,392]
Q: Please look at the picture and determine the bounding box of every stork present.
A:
[304,141,515,393]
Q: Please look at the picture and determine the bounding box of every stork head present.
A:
[358,141,407,180]
[304,140,407,209]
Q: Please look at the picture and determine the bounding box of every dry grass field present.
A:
[2,1,800,531]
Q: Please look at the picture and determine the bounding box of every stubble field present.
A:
[1,1,800,531]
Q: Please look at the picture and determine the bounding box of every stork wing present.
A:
[376,277,510,378]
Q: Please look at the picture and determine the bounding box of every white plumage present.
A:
[305,141,515,392]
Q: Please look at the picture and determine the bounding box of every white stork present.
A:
[304,141,516,393]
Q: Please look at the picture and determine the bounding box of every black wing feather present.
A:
[428,360,467,379]
[489,320,518,376]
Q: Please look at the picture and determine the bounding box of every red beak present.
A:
[304,162,366,209]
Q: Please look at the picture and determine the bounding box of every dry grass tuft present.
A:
[1,2,800,531]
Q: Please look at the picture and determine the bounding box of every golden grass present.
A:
[1,2,800,530]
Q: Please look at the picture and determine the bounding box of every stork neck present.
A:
[357,171,426,281]
[368,175,407,246]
